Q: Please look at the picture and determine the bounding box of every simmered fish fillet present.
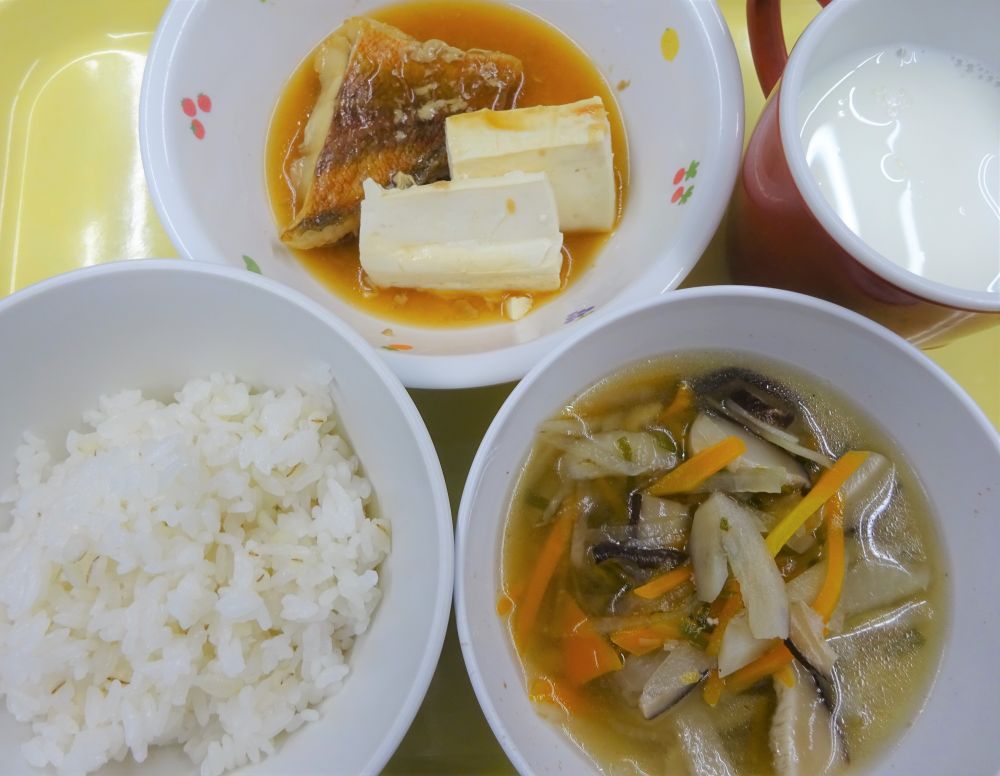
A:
[282,18,524,249]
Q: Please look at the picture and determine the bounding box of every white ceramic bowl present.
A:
[456,286,1000,775]
[139,0,743,389]
[0,260,453,776]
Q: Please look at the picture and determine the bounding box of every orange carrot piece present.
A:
[558,595,623,685]
[592,611,677,632]
[496,594,514,616]
[812,494,846,623]
[765,451,870,556]
[632,564,693,600]
[660,383,694,422]
[530,675,589,714]
[555,592,588,633]
[775,664,797,688]
[726,642,794,693]
[706,584,744,657]
[514,500,577,644]
[804,504,824,534]
[564,630,624,686]
[702,668,725,707]
[610,621,684,656]
[708,578,742,618]
[647,436,747,496]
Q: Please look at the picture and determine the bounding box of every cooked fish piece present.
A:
[282,17,524,249]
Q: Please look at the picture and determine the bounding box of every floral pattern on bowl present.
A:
[140,0,744,388]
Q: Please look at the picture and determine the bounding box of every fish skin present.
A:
[283,18,524,249]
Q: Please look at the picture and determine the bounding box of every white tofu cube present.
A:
[446,96,616,232]
[358,172,564,292]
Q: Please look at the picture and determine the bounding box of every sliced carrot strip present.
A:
[812,494,846,623]
[774,664,797,688]
[702,668,725,707]
[564,631,623,686]
[610,621,684,656]
[530,676,589,714]
[706,582,744,657]
[496,594,514,616]
[558,595,623,685]
[660,383,694,423]
[726,642,794,694]
[647,436,747,496]
[708,578,741,618]
[632,564,693,600]
[514,499,577,644]
[555,592,585,633]
[593,611,677,632]
[764,451,870,556]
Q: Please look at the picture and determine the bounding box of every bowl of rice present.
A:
[0,259,453,776]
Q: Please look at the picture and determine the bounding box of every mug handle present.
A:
[747,0,832,96]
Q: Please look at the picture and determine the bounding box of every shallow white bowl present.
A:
[456,286,1000,775]
[0,260,453,775]
[140,0,743,388]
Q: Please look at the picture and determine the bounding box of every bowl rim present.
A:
[138,0,746,390]
[454,283,1000,776]
[0,258,456,776]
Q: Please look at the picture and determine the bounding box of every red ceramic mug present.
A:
[729,0,1000,347]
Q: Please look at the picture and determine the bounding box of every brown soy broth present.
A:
[501,352,946,776]
[265,0,629,328]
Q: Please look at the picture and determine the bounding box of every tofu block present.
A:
[446,96,616,232]
[358,172,564,292]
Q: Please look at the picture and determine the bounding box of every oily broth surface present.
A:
[266,0,629,328]
[501,352,946,775]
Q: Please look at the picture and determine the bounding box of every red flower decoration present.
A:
[197,93,212,113]
[190,119,205,140]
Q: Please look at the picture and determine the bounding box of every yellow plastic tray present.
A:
[0,1,996,773]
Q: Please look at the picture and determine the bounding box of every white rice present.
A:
[0,373,389,776]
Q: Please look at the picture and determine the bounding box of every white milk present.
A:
[799,45,1000,293]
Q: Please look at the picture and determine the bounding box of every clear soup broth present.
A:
[501,353,945,775]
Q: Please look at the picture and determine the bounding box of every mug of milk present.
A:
[729,0,1000,346]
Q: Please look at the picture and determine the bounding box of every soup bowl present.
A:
[139,0,743,388]
[0,260,453,775]
[455,286,1000,774]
